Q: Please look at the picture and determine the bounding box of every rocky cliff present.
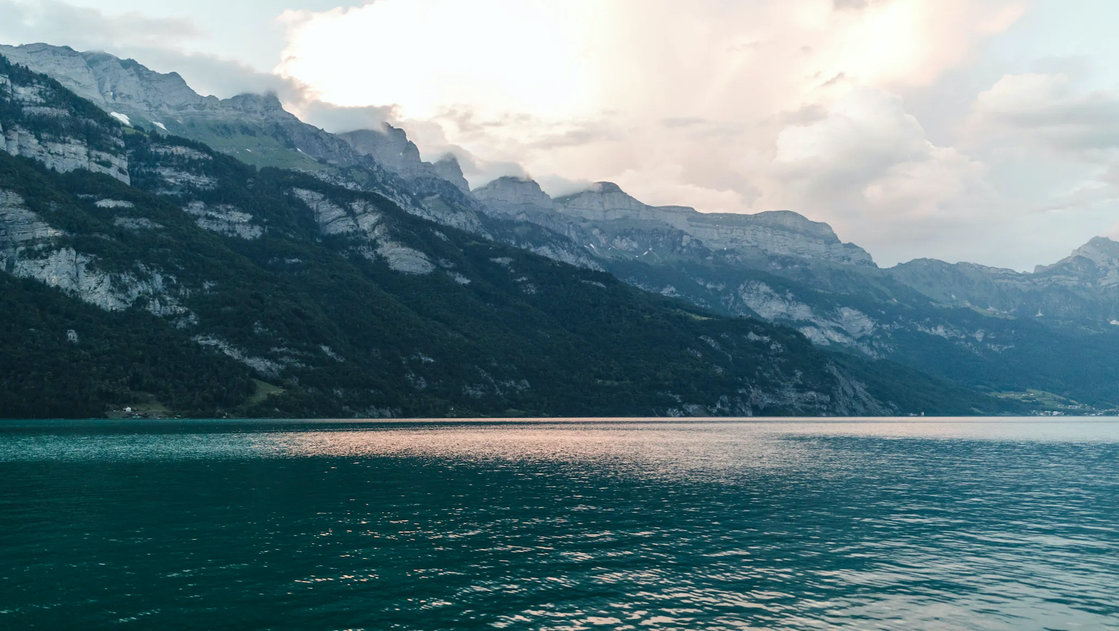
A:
[0,43,488,235]
[340,125,470,193]
[478,177,874,267]
[0,55,129,183]
[889,236,1119,327]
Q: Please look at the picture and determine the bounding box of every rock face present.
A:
[474,176,555,211]
[889,236,1119,327]
[0,54,130,183]
[432,155,469,192]
[0,189,189,317]
[0,189,64,260]
[1036,237,1119,288]
[553,182,874,266]
[340,125,471,192]
[184,202,263,240]
[0,43,490,235]
[477,178,873,267]
[290,188,435,274]
[0,44,205,113]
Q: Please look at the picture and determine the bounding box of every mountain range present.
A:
[2,42,1115,417]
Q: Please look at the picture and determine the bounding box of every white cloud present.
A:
[763,87,994,263]
[276,0,1033,267]
[0,0,201,51]
[970,73,1119,157]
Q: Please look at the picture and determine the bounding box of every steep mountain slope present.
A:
[476,177,873,267]
[474,175,1119,409]
[0,43,493,235]
[3,52,1003,418]
[8,43,1115,411]
[339,125,470,192]
[892,237,1119,328]
[0,43,614,272]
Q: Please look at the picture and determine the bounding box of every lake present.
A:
[2,418,1118,629]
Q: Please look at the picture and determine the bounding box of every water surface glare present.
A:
[2,418,1118,629]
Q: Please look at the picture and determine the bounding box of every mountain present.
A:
[7,42,1117,413]
[477,178,873,267]
[891,237,1119,327]
[474,173,1119,409]
[3,50,1006,419]
[0,43,493,233]
[339,125,469,192]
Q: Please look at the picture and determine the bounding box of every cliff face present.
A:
[340,126,471,193]
[888,236,1119,326]
[0,43,489,236]
[0,189,189,317]
[554,184,875,266]
[474,176,555,210]
[0,57,129,183]
[0,44,208,113]
[477,178,874,268]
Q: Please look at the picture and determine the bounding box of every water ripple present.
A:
[1,418,1118,629]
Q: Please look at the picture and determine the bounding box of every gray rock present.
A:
[474,176,555,211]
[889,237,1119,327]
[554,182,874,266]
[291,188,435,274]
[184,201,263,240]
[0,56,131,183]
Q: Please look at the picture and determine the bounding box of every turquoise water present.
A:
[1,418,1118,629]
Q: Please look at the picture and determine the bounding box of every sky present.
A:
[3,0,1119,270]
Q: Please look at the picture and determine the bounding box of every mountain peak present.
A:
[13,42,77,55]
[224,92,284,113]
[1041,236,1119,270]
[473,176,553,207]
[557,181,645,213]
[746,210,841,242]
[432,154,469,192]
[341,125,466,190]
[1033,235,1119,288]
[590,181,624,194]
[1079,235,1119,252]
[0,42,204,112]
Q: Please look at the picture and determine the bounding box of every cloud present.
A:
[0,0,201,51]
[763,87,994,263]
[774,88,931,191]
[970,73,1119,157]
[949,72,1119,266]
[275,0,1030,265]
[293,101,396,133]
[27,0,1119,271]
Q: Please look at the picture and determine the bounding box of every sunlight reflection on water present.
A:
[2,418,1118,629]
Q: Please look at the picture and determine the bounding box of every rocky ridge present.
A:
[0,56,129,183]
[340,125,469,193]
